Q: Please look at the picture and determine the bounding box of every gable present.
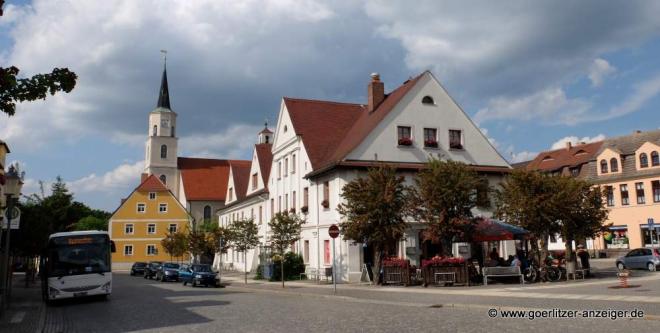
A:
[345,72,510,167]
[110,188,189,221]
[272,101,299,150]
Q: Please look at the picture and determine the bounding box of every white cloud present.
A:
[68,161,144,194]
[509,151,538,164]
[179,124,261,159]
[588,58,616,87]
[600,74,660,120]
[474,87,592,125]
[550,134,606,150]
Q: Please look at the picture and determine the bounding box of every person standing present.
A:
[577,245,591,277]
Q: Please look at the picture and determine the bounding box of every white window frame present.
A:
[137,203,146,213]
[146,244,157,256]
[147,223,156,235]
[159,203,168,213]
[169,223,177,233]
[448,128,464,150]
[125,223,134,235]
[124,244,133,256]
[149,192,156,200]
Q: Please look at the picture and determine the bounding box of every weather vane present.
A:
[160,49,167,66]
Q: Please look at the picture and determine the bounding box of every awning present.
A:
[469,218,530,242]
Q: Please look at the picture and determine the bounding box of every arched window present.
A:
[640,153,649,168]
[652,151,660,166]
[152,125,157,136]
[610,158,618,172]
[160,145,167,159]
[600,159,608,174]
[159,174,166,185]
[171,126,175,137]
[422,95,435,105]
[203,205,212,222]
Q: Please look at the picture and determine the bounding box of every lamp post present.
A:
[0,165,23,314]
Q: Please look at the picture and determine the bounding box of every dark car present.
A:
[616,248,660,271]
[144,261,163,279]
[155,262,180,282]
[130,262,147,276]
[180,264,220,287]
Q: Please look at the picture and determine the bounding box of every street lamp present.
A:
[0,165,23,313]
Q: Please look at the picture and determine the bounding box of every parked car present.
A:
[144,261,163,279]
[156,262,180,282]
[130,262,147,276]
[616,248,660,271]
[180,264,220,287]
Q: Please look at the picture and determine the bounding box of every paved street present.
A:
[5,270,660,333]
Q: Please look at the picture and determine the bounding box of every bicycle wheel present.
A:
[547,267,562,282]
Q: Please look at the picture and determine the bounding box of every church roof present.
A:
[156,65,171,110]
[178,157,247,201]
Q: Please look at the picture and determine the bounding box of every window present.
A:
[653,181,660,203]
[259,206,263,224]
[203,205,212,221]
[124,245,133,256]
[292,154,296,174]
[160,145,167,159]
[610,158,619,172]
[147,224,156,234]
[397,126,412,146]
[152,125,157,136]
[303,240,310,263]
[160,174,167,185]
[570,167,580,177]
[137,203,146,213]
[285,193,289,211]
[271,199,274,215]
[292,191,296,211]
[228,187,233,201]
[278,196,282,212]
[169,224,177,233]
[322,181,330,208]
[303,187,309,207]
[284,158,289,176]
[159,203,168,213]
[605,186,614,207]
[653,151,660,166]
[423,128,438,148]
[324,240,331,265]
[600,160,608,174]
[449,130,463,149]
[636,182,646,204]
[640,153,649,168]
[147,245,157,256]
[125,224,134,234]
[422,95,434,104]
[149,192,156,200]
[278,161,282,179]
[620,184,629,206]
[605,226,629,249]
[252,173,258,190]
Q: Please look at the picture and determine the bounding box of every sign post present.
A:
[328,224,340,295]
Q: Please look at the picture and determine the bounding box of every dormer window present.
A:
[541,155,554,162]
[574,150,586,156]
[610,158,619,172]
[422,96,435,105]
[652,151,659,166]
[640,153,649,168]
[600,159,608,174]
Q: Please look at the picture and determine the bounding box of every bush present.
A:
[270,252,305,281]
[254,265,264,280]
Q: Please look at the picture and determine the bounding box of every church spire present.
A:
[156,50,171,109]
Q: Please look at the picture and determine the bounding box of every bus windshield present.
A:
[46,234,111,277]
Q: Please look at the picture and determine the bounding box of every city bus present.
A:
[40,231,116,302]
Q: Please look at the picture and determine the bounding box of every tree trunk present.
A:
[281,252,285,288]
[244,253,248,284]
[372,246,383,285]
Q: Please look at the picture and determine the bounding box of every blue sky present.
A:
[1,0,660,211]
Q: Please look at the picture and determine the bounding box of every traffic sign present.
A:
[328,224,340,239]
[1,207,20,229]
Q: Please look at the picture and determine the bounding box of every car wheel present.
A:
[144,274,148,279]
[130,271,134,276]
[648,263,656,272]
[617,262,625,270]
[192,280,197,287]
[183,281,187,286]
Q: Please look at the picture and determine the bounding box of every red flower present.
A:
[421,256,465,268]
[398,137,413,146]
[382,257,409,268]
[424,140,438,148]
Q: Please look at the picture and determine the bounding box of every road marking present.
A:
[10,311,25,324]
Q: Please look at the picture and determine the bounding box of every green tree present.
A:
[337,165,409,285]
[229,218,260,284]
[268,212,305,288]
[73,216,108,231]
[409,158,488,256]
[161,231,188,262]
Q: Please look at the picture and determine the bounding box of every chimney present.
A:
[633,130,642,134]
[141,173,148,182]
[368,73,385,112]
[565,141,572,150]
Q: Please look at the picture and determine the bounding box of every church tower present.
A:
[145,58,179,195]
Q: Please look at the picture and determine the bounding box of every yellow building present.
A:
[109,175,191,270]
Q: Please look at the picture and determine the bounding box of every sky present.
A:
[1,0,660,211]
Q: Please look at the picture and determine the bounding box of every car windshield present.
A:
[163,263,179,269]
[134,263,146,267]
[192,265,212,272]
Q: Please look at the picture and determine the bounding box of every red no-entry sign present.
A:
[328,224,340,238]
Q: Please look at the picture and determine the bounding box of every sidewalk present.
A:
[0,273,45,333]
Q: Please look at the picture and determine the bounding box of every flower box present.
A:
[301,206,308,214]
[382,257,412,286]
[289,208,296,214]
[421,257,469,286]
[424,140,438,148]
[398,137,413,146]
[321,200,329,209]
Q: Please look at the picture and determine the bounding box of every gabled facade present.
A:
[109,175,191,269]
[216,72,512,281]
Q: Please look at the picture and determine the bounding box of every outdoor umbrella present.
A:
[470,218,529,242]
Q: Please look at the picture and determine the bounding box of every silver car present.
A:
[616,248,660,271]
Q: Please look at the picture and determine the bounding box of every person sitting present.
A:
[510,255,521,267]
[489,247,499,261]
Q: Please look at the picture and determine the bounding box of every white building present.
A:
[217,71,512,282]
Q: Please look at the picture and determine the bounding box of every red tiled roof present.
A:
[229,160,252,200]
[525,141,603,172]
[178,157,246,201]
[255,143,273,185]
[137,174,168,192]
